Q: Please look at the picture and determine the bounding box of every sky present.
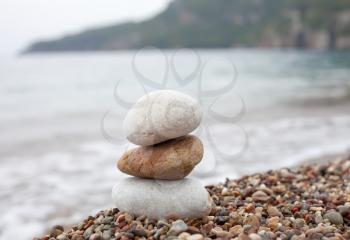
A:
[0,0,172,55]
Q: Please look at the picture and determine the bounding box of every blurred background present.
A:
[1,0,350,239]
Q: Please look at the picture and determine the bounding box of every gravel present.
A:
[34,157,350,240]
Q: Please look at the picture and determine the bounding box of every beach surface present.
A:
[35,156,350,240]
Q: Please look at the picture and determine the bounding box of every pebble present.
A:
[117,135,203,180]
[249,233,262,240]
[229,225,243,236]
[187,226,201,234]
[71,234,84,240]
[315,211,323,224]
[165,236,179,240]
[167,220,188,236]
[56,234,68,240]
[211,227,232,238]
[337,205,350,215]
[88,233,103,240]
[186,234,204,240]
[238,232,250,240]
[214,216,229,225]
[267,206,282,217]
[293,218,305,228]
[323,211,344,225]
[102,230,113,239]
[131,226,148,237]
[154,227,167,239]
[244,215,260,232]
[178,232,191,240]
[243,224,253,234]
[112,177,211,219]
[50,226,64,238]
[83,226,94,239]
[157,219,171,228]
[252,191,270,202]
[123,90,202,146]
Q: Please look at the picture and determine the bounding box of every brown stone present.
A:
[252,191,270,202]
[229,225,243,237]
[267,206,282,217]
[117,135,203,180]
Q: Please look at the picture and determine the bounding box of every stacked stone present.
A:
[112,90,211,220]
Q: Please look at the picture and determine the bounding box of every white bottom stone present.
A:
[111,177,212,219]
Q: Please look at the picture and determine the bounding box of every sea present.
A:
[1,49,350,239]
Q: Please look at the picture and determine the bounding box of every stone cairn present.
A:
[112,90,212,219]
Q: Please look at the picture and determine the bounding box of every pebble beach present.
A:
[2,52,350,239]
[35,156,350,240]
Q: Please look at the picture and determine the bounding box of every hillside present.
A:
[24,0,350,53]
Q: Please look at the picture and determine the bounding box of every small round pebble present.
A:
[249,233,262,240]
[337,205,350,215]
[323,211,344,225]
[178,232,191,240]
[267,206,282,217]
[168,220,188,236]
[186,234,204,240]
[252,191,270,202]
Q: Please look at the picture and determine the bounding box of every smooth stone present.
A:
[186,234,204,240]
[267,206,282,217]
[252,191,270,202]
[337,205,350,215]
[167,220,188,236]
[323,211,343,225]
[117,135,203,180]
[111,177,212,219]
[123,90,202,146]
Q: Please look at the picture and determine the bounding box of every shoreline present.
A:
[35,156,350,240]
